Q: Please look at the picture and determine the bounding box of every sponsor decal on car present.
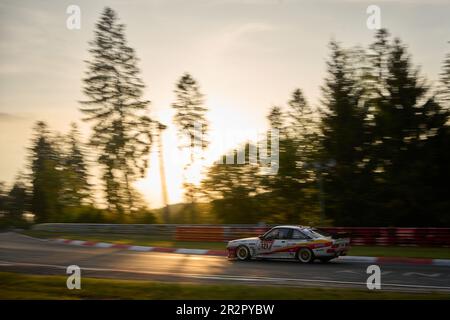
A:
[260,240,274,250]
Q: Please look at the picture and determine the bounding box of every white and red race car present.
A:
[227,225,350,263]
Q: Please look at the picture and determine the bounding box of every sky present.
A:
[0,0,449,208]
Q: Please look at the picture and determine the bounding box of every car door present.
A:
[256,228,291,258]
[270,228,292,258]
[256,228,278,256]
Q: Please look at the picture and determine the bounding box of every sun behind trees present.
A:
[0,7,449,228]
[202,89,322,225]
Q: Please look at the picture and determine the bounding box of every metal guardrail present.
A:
[32,223,177,239]
[33,223,450,247]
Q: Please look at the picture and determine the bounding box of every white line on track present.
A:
[175,248,209,255]
[403,272,441,277]
[1,260,449,292]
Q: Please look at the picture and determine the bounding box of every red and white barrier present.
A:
[53,238,226,256]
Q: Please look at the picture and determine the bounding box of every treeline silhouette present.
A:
[202,30,450,226]
[0,8,449,227]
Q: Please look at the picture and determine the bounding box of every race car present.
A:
[226,225,350,263]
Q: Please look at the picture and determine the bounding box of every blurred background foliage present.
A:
[0,13,449,228]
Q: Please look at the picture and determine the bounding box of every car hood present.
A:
[236,237,259,242]
[228,237,259,245]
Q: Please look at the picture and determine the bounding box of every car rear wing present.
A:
[313,228,350,240]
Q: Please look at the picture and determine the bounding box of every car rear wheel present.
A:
[236,245,251,261]
[297,248,314,263]
[319,257,333,263]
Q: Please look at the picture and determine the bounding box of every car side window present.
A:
[264,229,279,240]
[277,228,290,240]
[265,228,299,240]
[291,230,307,240]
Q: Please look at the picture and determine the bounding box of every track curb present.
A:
[52,238,226,256]
[48,237,450,266]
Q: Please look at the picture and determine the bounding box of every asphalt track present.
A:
[0,232,449,293]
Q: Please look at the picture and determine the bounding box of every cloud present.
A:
[208,22,276,56]
[229,22,275,38]
[0,112,25,121]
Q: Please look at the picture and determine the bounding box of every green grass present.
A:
[21,230,450,259]
[349,246,450,259]
[0,272,449,300]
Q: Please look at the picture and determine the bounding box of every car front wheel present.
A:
[236,245,251,261]
[297,248,314,263]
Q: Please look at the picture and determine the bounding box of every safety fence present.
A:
[33,224,450,247]
[321,227,450,247]
[33,223,176,240]
[174,225,270,242]
[175,226,450,247]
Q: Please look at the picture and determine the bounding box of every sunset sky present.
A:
[1,0,449,208]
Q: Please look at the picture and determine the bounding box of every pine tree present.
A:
[266,105,283,174]
[286,88,320,164]
[372,38,427,181]
[29,121,62,222]
[439,48,450,109]
[267,106,284,131]
[321,41,366,163]
[0,182,7,216]
[259,96,323,224]
[369,29,390,86]
[369,35,450,225]
[320,41,368,225]
[80,7,152,214]
[7,179,28,222]
[375,39,427,146]
[287,89,311,133]
[172,73,208,222]
[172,73,209,161]
[60,123,91,207]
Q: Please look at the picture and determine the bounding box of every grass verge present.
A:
[21,230,450,259]
[1,272,449,300]
[348,246,450,259]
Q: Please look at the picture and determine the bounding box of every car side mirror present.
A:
[258,235,264,240]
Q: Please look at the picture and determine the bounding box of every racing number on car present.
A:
[260,240,274,250]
